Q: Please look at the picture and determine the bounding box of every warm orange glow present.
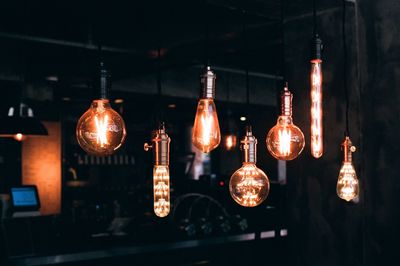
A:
[224,135,237,151]
[266,116,305,161]
[310,61,323,158]
[337,162,359,201]
[14,133,26,142]
[192,99,221,153]
[278,128,291,156]
[153,166,170,217]
[76,99,126,156]
[229,163,269,207]
[22,122,61,215]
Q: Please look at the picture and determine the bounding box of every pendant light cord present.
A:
[204,0,210,67]
[342,0,350,136]
[242,10,250,108]
[313,0,317,36]
[280,0,286,81]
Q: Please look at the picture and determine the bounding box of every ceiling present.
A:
[0,0,338,104]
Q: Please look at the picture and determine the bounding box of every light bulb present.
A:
[14,133,26,141]
[192,66,221,153]
[266,84,305,160]
[76,62,126,156]
[310,35,324,158]
[76,99,126,156]
[336,136,359,202]
[229,127,269,207]
[144,123,171,217]
[224,134,237,151]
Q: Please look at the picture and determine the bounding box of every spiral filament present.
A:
[233,164,266,207]
[153,165,170,217]
[310,61,323,158]
[337,162,359,201]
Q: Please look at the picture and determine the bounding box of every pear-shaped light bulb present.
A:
[229,127,269,207]
[336,136,359,202]
[266,84,305,160]
[192,66,221,153]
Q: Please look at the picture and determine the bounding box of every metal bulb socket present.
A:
[240,126,257,163]
[200,66,216,99]
[144,123,171,166]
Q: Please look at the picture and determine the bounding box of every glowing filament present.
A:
[234,165,265,207]
[337,162,359,202]
[278,128,291,156]
[310,61,323,158]
[153,166,170,217]
[201,112,213,146]
[95,115,109,147]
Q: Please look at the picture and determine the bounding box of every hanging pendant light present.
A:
[310,0,324,158]
[76,61,127,156]
[336,0,359,202]
[0,102,48,141]
[266,83,305,160]
[192,66,221,153]
[229,126,270,207]
[144,123,171,217]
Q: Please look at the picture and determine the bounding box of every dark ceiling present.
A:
[0,0,339,101]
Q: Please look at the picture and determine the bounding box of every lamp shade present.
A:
[0,103,48,136]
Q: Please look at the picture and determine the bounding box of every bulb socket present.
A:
[280,83,293,117]
[240,126,257,163]
[311,34,323,62]
[144,123,171,166]
[200,66,216,99]
[99,61,111,99]
[341,136,356,163]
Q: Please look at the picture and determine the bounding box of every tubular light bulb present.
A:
[144,123,171,217]
[266,84,305,160]
[336,136,359,202]
[224,134,237,151]
[310,35,324,158]
[229,127,270,207]
[76,63,126,156]
[192,66,221,153]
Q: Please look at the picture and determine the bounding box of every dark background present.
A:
[0,0,399,265]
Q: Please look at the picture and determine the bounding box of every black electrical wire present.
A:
[313,0,317,36]
[242,10,250,107]
[342,0,350,136]
[280,0,286,82]
[203,0,210,67]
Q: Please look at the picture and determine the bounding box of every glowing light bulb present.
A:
[76,62,126,156]
[144,123,171,217]
[224,134,237,151]
[266,84,305,160]
[192,66,221,153]
[76,99,126,156]
[310,35,323,158]
[336,136,359,202]
[229,127,269,207]
[14,133,26,141]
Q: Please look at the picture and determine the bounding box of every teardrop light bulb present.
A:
[144,123,171,217]
[336,136,359,202]
[192,66,221,153]
[266,83,305,160]
[310,35,324,158]
[76,62,126,156]
[229,127,270,207]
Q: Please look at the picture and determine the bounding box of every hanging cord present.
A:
[242,10,251,122]
[98,45,109,99]
[155,20,165,125]
[342,0,350,136]
[313,0,317,36]
[280,0,286,82]
[203,0,210,67]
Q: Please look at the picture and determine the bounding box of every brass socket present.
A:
[200,66,216,99]
[341,136,356,163]
[144,124,171,166]
[240,126,257,163]
[281,84,293,117]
